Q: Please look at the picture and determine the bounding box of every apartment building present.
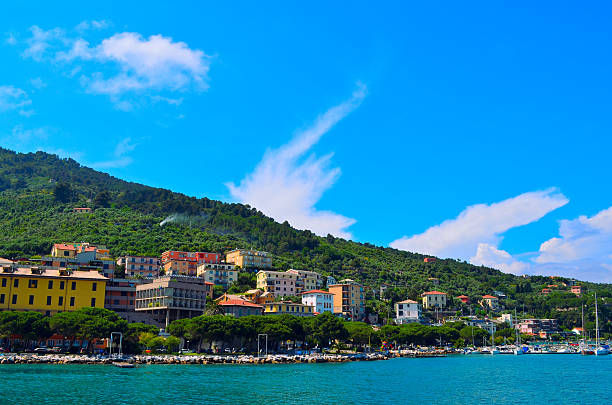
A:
[421,291,447,309]
[196,262,238,287]
[225,249,272,270]
[328,279,365,321]
[287,269,322,293]
[300,290,334,314]
[218,299,263,317]
[395,299,423,324]
[481,295,500,310]
[0,265,107,315]
[117,255,161,278]
[135,276,212,327]
[256,270,298,297]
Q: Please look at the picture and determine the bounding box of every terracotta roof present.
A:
[421,291,447,296]
[482,295,497,299]
[397,299,418,304]
[456,295,469,299]
[218,299,263,308]
[54,243,76,250]
[300,289,333,295]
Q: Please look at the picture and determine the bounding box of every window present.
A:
[29,279,38,288]
[64,251,69,256]
[58,296,63,306]
[69,297,75,306]
[47,296,52,305]
[71,282,76,290]
[13,279,19,287]
[92,283,97,292]
[48,280,53,289]
[59,281,65,290]
[12,294,17,305]
[1,278,6,287]
[91,298,96,307]
[0,294,4,304]
[29,295,34,305]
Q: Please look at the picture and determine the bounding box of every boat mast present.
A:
[595,293,599,347]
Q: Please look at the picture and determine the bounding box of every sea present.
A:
[1,355,610,404]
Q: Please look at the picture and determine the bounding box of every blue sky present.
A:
[1,2,611,281]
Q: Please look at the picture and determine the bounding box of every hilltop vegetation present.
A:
[0,147,610,330]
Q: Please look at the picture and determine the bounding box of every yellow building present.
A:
[0,266,107,315]
[481,295,500,310]
[328,279,365,321]
[263,301,314,317]
[421,291,447,309]
[51,243,77,258]
[225,249,272,270]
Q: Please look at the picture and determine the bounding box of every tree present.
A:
[53,182,72,203]
[345,322,374,346]
[459,326,490,346]
[93,191,111,208]
[309,312,348,348]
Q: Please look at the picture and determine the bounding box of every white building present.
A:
[197,262,238,287]
[300,290,334,314]
[395,299,423,324]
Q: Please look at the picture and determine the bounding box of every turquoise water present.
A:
[1,355,611,404]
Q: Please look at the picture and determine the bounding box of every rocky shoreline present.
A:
[0,352,392,365]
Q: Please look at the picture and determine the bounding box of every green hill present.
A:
[0,147,609,330]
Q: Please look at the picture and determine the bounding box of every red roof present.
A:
[456,295,469,299]
[482,295,497,299]
[54,243,76,250]
[218,299,263,308]
[421,291,447,296]
[300,289,333,295]
[204,281,214,285]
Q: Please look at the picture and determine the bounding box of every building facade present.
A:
[256,270,298,297]
[421,291,447,309]
[300,290,334,314]
[0,266,107,315]
[287,269,323,293]
[395,299,423,324]
[225,249,272,270]
[117,256,161,278]
[328,279,365,321]
[263,301,314,316]
[135,276,212,327]
[218,299,263,317]
[481,295,500,310]
[196,263,238,287]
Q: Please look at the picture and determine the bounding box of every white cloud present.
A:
[19,26,210,109]
[22,25,66,61]
[75,20,112,32]
[0,85,32,112]
[29,77,46,89]
[90,137,137,169]
[534,206,612,272]
[390,189,569,259]
[470,243,530,275]
[5,33,17,45]
[227,84,366,239]
[11,125,48,142]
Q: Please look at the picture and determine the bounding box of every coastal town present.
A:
[1,239,607,361]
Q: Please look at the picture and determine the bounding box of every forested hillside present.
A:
[0,148,610,329]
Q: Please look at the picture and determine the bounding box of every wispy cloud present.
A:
[227,83,367,239]
[75,20,112,32]
[0,85,32,113]
[5,33,17,45]
[18,25,210,110]
[29,77,46,89]
[390,189,569,259]
[90,137,137,169]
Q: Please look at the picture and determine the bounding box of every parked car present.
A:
[33,347,49,354]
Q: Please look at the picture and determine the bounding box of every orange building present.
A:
[571,285,582,296]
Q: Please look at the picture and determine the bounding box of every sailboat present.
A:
[513,310,524,355]
[580,304,594,355]
[594,293,609,356]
